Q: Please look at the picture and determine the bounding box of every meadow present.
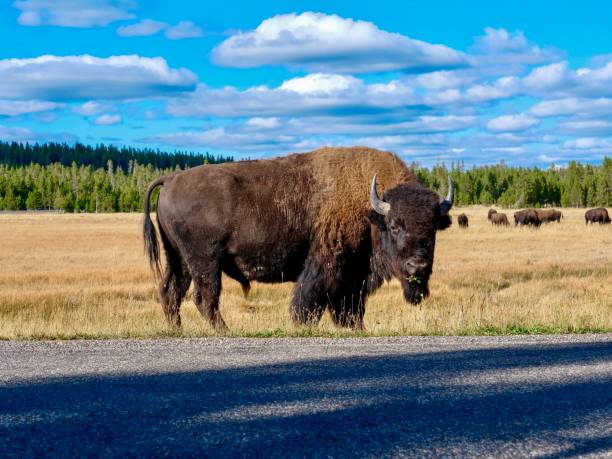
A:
[0,208,610,339]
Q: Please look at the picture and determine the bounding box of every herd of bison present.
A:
[456,207,612,228]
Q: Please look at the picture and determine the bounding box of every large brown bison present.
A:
[143,147,454,331]
[585,207,611,224]
[487,208,497,220]
[490,212,510,226]
[457,213,468,228]
[514,209,541,227]
[536,209,563,223]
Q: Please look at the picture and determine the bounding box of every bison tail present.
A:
[143,176,167,278]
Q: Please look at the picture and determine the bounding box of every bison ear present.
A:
[438,214,452,231]
[367,210,387,230]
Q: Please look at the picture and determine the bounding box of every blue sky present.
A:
[2,1,612,166]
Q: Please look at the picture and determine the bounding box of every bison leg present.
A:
[291,258,327,326]
[158,228,191,329]
[222,256,251,298]
[159,262,191,329]
[327,282,367,330]
[188,256,228,332]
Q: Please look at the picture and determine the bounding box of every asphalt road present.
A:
[1,335,611,458]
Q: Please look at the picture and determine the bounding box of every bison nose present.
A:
[404,259,429,275]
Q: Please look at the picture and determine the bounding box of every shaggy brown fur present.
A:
[488,209,498,220]
[585,207,611,224]
[490,212,510,226]
[514,209,541,227]
[536,209,562,223]
[310,147,414,250]
[143,147,452,331]
[457,213,469,228]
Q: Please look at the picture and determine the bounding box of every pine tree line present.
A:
[0,162,175,212]
[0,143,611,211]
[0,141,233,170]
[413,158,612,208]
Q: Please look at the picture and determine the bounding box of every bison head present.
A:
[368,175,453,304]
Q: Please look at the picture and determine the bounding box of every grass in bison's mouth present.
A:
[0,208,611,339]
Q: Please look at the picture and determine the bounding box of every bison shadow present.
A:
[1,342,611,457]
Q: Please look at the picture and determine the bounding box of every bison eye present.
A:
[389,222,401,236]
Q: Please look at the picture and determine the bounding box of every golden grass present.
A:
[0,208,611,339]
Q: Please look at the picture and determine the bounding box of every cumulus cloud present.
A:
[530,97,612,117]
[211,12,467,73]
[562,137,612,149]
[93,113,122,125]
[522,59,612,98]
[73,101,114,116]
[470,27,563,71]
[0,55,197,100]
[13,0,136,28]
[464,76,520,103]
[167,74,421,118]
[116,19,202,40]
[523,61,573,92]
[245,117,281,129]
[558,119,612,136]
[165,21,203,40]
[486,114,540,132]
[117,19,167,37]
[416,71,474,90]
[0,99,63,116]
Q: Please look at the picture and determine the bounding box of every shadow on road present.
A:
[1,342,611,457]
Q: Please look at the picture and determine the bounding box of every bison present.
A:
[536,209,563,223]
[457,213,468,228]
[490,212,510,226]
[143,147,454,331]
[487,208,498,220]
[514,209,541,227]
[585,207,611,225]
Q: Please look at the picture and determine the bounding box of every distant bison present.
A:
[585,207,611,225]
[514,209,541,227]
[490,212,510,226]
[487,209,498,220]
[457,213,469,228]
[536,209,563,223]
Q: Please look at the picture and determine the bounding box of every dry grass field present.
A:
[0,208,610,339]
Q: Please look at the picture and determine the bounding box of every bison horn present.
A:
[439,176,454,214]
[370,175,391,216]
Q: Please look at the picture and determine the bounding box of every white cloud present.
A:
[13,0,135,28]
[0,55,197,100]
[0,99,63,116]
[523,61,573,92]
[279,74,359,95]
[165,21,203,40]
[558,119,612,135]
[93,113,122,125]
[211,12,466,73]
[470,27,562,68]
[117,19,167,37]
[562,137,612,149]
[167,74,421,118]
[416,71,473,90]
[530,97,612,117]
[464,76,520,103]
[73,101,113,116]
[487,114,540,132]
[245,117,281,129]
